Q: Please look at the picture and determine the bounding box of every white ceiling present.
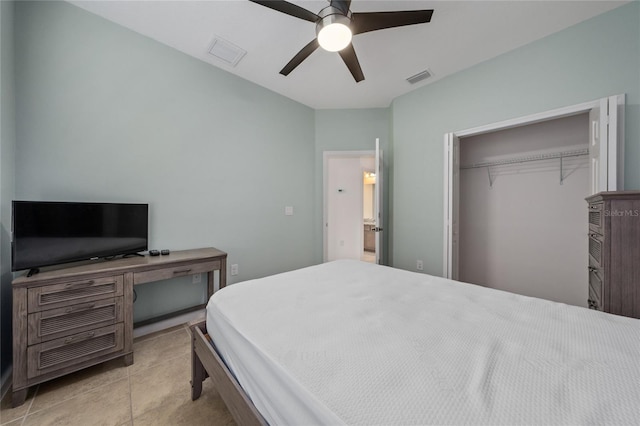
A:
[68,0,628,109]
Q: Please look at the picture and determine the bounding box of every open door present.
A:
[443,133,460,279]
[374,138,384,265]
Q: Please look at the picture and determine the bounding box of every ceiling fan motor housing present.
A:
[316,6,352,35]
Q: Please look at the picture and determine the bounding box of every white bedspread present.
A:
[206,260,640,425]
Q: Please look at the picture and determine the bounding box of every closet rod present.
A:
[460,148,589,170]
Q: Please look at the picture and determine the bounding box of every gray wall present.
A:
[390,2,640,275]
[13,1,317,320]
[0,0,16,385]
[314,108,391,264]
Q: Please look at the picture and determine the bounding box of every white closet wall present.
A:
[459,113,589,307]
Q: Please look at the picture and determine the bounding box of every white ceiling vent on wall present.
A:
[406,69,433,85]
[207,36,246,67]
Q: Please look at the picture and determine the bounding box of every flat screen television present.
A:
[12,201,148,272]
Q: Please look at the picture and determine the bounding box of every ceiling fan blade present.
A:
[280,39,320,76]
[351,10,434,35]
[330,0,351,15]
[249,0,319,23]
[338,44,364,82]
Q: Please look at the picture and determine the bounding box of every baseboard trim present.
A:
[133,310,205,338]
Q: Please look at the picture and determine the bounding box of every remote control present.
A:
[161,249,170,255]
[149,250,160,256]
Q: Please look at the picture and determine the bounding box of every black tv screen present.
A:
[12,201,148,272]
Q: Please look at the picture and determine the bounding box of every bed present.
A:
[190,260,640,425]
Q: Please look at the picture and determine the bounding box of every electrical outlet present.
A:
[192,273,202,284]
[231,264,239,276]
[416,260,424,271]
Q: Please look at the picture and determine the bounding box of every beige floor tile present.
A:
[129,327,191,375]
[29,358,129,413]
[130,352,191,417]
[5,325,230,426]
[1,417,24,426]
[133,374,235,426]
[23,378,131,426]
[0,386,37,425]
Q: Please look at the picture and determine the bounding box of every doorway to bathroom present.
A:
[323,139,384,264]
[362,170,376,263]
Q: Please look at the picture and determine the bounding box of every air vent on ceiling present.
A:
[406,69,433,85]
[207,37,246,67]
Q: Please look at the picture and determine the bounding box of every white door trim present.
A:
[443,95,625,278]
[323,150,375,262]
[374,138,384,265]
[455,99,599,138]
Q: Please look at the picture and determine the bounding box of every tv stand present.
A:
[26,268,39,277]
[11,247,227,407]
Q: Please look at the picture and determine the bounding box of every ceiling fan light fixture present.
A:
[316,8,352,52]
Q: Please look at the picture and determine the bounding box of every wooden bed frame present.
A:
[189,320,268,426]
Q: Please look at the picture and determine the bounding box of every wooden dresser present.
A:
[12,247,227,407]
[586,192,640,319]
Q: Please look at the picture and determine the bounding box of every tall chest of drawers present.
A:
[586,191,640,319]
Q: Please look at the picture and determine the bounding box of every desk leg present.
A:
[207,271,214,299]
[220,257,227,290]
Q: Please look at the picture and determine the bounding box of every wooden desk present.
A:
[12,247,227,407]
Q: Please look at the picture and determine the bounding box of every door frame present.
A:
[443,94,625,278]
[323,150,375,262]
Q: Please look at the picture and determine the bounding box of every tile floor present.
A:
[361,250,376,263]
[0,324,236,426]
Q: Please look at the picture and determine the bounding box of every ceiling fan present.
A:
[248,0,434,82]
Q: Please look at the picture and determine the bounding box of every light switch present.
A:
[285,206,293,216]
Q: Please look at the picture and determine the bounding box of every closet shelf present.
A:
[460,148,589,170]
[460,148,589,188]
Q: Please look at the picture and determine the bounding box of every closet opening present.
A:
[459,113,589,306]
[443,95,625,308]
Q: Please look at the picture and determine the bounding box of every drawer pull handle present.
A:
[589,233,599,239]
[64,331,95,344]
[65,280,96,289]
[65,303,96,313]
[589,205,598,209]
[173,269,192,275]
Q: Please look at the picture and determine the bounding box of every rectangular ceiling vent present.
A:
[406,69,433,85]
[207,36,246,67]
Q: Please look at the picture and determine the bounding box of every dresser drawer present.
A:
[27,324,124,379]
[133,260,219,284]
[28,298,123,345]
[28,276,124,312]
[588,232,604,267]
[588,202,604,233]
[588,266,603,311]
